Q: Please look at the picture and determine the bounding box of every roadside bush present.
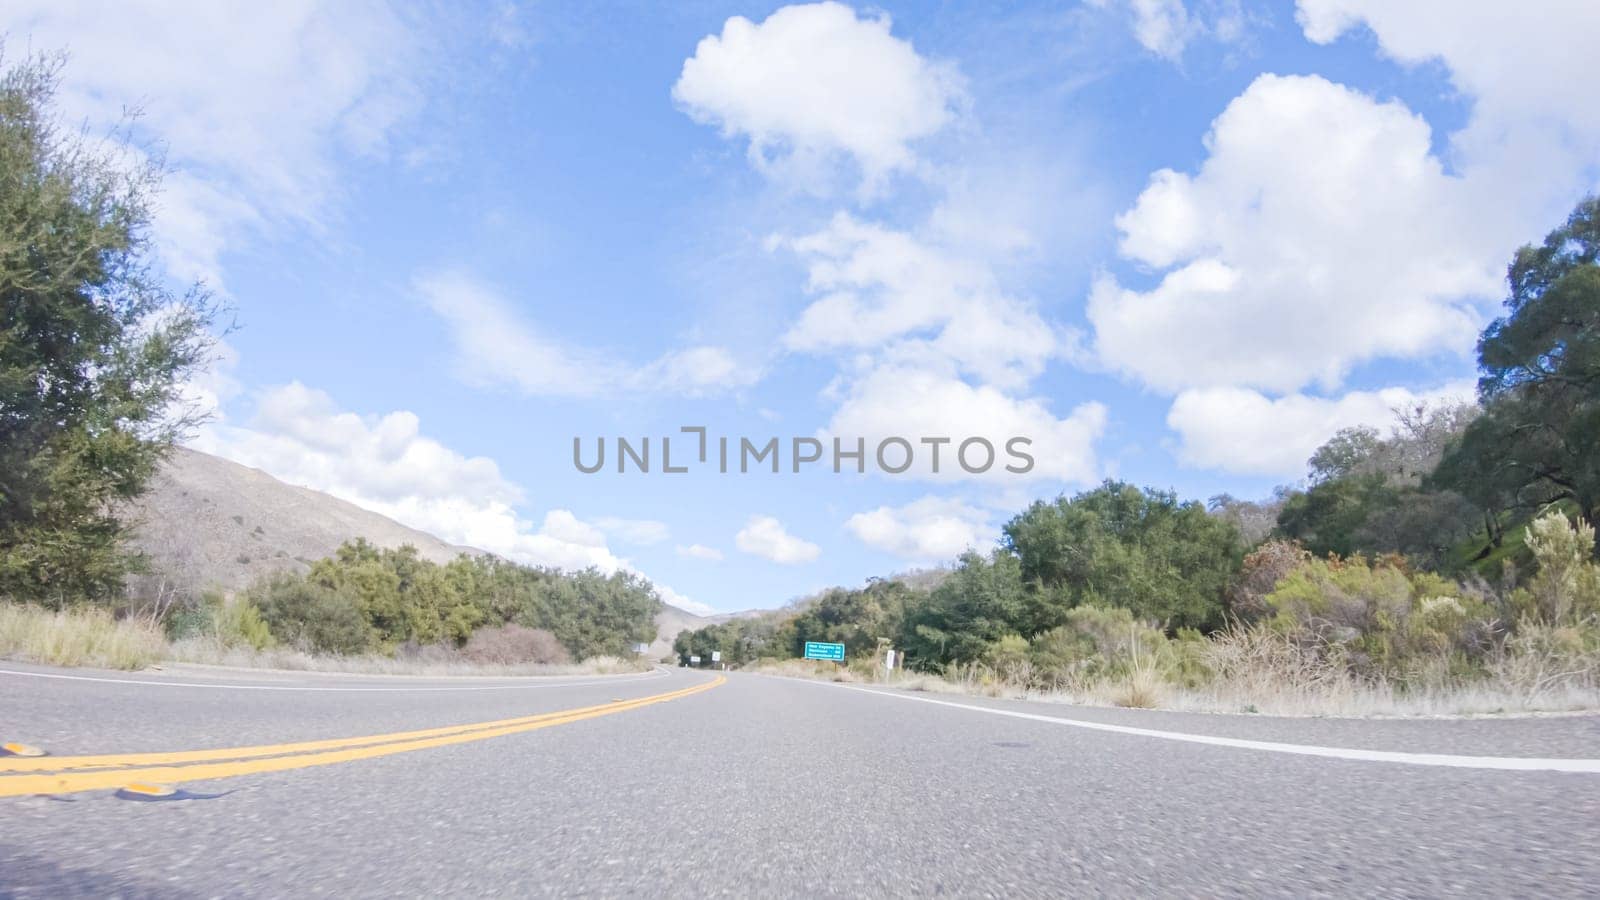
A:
[1518,512,1600,624]
[984,634,1032,683]
[1263,555,1499,681]
[163,594,215,642]
[212,598,275,651]
[1491,621,1600,695]
[1227,540,1308,623]
[462,624,570,665]
[250,577,374,655]
[394,640,462,665]
[1265,556,1413,641]
[162,591,274,651]
[1028,605,1171,685]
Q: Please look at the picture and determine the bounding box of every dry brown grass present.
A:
[1108,667,1166,709]
[748,631,1600,718]
[0,602,653,677]
[0,604,166,670]
[165,637,649,676]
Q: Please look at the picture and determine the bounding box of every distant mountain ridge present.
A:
[125,447,714,653]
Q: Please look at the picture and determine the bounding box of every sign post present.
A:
[803,641,846,662]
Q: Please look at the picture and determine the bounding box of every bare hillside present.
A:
[126,447,727,650]
[123,447,476,597]
[648,604,715,659]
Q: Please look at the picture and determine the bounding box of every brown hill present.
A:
[124,447,717,649]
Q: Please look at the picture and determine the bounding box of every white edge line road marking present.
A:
[789,677,1600,774]
[0,667,669,693]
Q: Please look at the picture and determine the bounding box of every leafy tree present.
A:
[789,577,911,659]
[1436,197,1600,530]
[1281,405,1481,567]
[1277,474,1394,559]
[1308,426,1385,484]
[1207,491,1287,546]
[1313,406,1477,487]
[899,549,1028,666]
[0,54,216,603]
[1002,481,1242,632]
[245,541,660,660]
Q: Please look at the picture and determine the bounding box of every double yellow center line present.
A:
[0,674,724,798]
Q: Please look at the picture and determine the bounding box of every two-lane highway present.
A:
[4,663,1599,896]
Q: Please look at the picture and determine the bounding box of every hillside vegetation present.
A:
[680,197,1600,715]
[122,446,477,597]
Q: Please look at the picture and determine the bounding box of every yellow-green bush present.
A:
[165,592,275,651]
[1517,512,1600,624]
[1028,605,1172,684]
[1263,554,1499,681]
[212,598,275,651]
[984,634,1032,682]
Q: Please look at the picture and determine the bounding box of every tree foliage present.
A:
[0,54,215,603]
[1436,196,1600,528]
[248,540,661,658]
[1278,404,1480,568]
[900,550,1028,665]
[1003,481,1242,631]
[789,577,912,658]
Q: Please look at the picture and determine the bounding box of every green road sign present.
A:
[804,641,846,662]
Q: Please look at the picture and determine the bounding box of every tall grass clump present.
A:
[0,604,165,669]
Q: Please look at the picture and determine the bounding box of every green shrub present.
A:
[250,577,374,655]
[164,599,213,642]
[1265,556,1413,639]
[1263,555,1500,681]
[213,598,275,651]
[980,634,1031,685]
[1029,605,1172,683]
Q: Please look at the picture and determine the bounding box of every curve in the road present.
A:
[0,674,725,797]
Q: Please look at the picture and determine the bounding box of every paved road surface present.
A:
[3,662,1599,897]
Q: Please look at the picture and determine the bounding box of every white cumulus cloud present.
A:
[673,1,965,190]
[416,270,758,398]
[825,361,1107,484]
[594,517,671,546]
[845,496,993,562]
[1166,381,1476,478]
[735,515,821,564]
[1296,1,1600,151]
[778,213,1060,390]
[1091,73,1506,395]
[3,0,427,288]
[676,544,725,562]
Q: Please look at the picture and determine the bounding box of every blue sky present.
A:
[8,1,1598,614]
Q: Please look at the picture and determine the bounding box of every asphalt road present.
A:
[3,662,1599,898]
